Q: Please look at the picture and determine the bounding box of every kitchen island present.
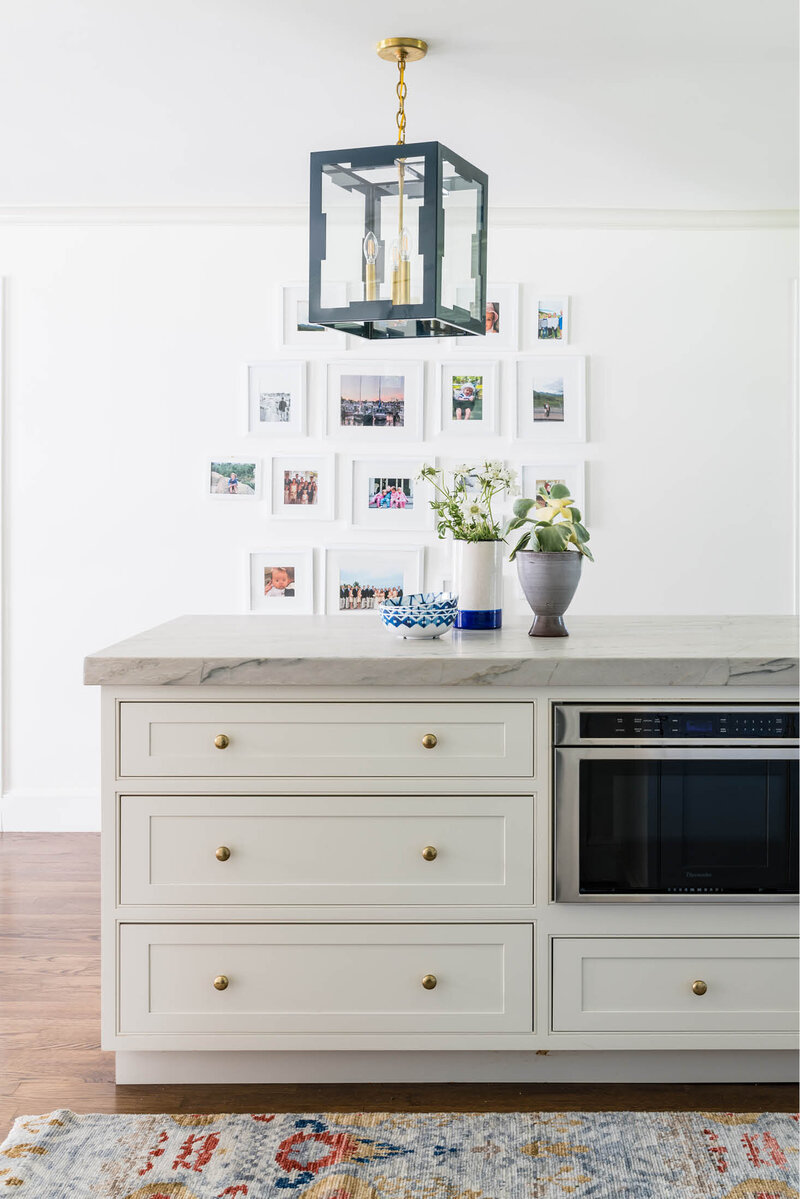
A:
[85,614,799,1084]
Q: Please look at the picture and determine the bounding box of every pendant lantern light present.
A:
[308,37,488,340]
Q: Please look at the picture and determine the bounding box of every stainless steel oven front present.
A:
[553,704,799,902]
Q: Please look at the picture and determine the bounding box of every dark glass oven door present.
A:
[554,748,799,901]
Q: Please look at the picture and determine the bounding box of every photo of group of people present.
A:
[283,470,318,506]
[339,374,405,427]
[338,571,404,609]
[537,297,569,342]
[368,477,414,510]
[451,374,484,421]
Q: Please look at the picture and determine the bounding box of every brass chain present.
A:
[395,57,407,144]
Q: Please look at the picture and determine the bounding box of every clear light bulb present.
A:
[390,238,401,272]
[363,230,378,264]
[400,226,411,262]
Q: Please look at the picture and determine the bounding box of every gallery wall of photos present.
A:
[211,283,589,616]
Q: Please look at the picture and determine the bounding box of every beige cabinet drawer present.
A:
[552,936,799,1033]
[118,923,534,1036]
[119,794,534,906]
[118,701,534,778]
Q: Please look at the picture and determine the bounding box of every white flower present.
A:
[463,499,489,522]
[483,460,505,479]
[452,463,474,477]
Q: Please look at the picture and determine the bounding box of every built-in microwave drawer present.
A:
[118,793,534,906]
[551,936,799,1033]
[118,701,534,778]
[118,923,534,1036]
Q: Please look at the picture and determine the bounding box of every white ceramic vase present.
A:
[452,540,504,630]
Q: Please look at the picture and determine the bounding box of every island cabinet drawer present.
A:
[118,923,534,1036]
[119,794,534,906]
[118,701,534,778]
[551,936,800,1034]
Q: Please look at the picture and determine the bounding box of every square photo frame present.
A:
[208,457,261,499]
[326,360,424,441]
[536,296,570,344]
[324,545,424,615]
[247,360,306,436]
[521,460,586,515]
[516,356,586,442]
[279,282,348,350]
[269,454,335,521]
[455,283,519,351]
[248,548,314,614]
[349,456,434,532]
[439,361,500,435]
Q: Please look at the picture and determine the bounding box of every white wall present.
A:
[0,215,796,829]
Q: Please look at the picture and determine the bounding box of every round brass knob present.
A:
[421,845,438,861]
[213,975,229,991]
[692,979,708,996]
[421,733,438,750]
[215,846,231,862]
[421,974,437,990]
[214,734,230,750]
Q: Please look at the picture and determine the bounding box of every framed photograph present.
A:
[247,360,306,436]
[455,283,519,351]
[279,282,348,350]
[326,361,424,441]
[349,456,434,532]
[439,361,500,434]
[324,545,424,615]
[269,454,335,521]
[248,548,314,615]
[208,458,260,499]
[516,356,586,442]
[521,461,586,514]
[536,296,570,344]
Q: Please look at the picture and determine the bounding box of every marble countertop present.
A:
[83,614,799,688]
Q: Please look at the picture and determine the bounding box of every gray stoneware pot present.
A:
[515,550,582,637]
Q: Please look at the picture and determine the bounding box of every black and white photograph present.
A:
[248,548,314,614]
[269,454,335,520]
[208,459,260,499]
[516,356,586,442]
[350,457,434,531]
[247,360,306,436]
[327,361,424,440]
[324,546,423,615]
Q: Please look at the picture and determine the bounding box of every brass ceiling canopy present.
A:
[376,36,428,63]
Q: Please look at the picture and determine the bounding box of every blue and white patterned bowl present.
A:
[379,592,459,638]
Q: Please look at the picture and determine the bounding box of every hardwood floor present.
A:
[0,832,796,1138]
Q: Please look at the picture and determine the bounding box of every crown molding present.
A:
[0,205,795,230]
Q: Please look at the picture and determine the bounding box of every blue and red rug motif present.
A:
[0,1110,797,1197]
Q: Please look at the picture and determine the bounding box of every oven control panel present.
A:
[579,710,799,739]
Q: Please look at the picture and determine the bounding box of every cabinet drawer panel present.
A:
[552,937,799,1033]
[118,702,534,778]
[118,924,534,1035]
[119,794,534,906]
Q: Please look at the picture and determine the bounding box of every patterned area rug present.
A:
[0,1110,797,1197]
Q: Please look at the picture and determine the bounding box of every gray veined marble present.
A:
[83,614,799,688]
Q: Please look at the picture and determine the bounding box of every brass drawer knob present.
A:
[214,734,230,750]
[421,733,438,750]
[421,845,438,861]
[215,846,231,862]
[213,975,229,991]
[421,974,437,990]
[692,979,708,996]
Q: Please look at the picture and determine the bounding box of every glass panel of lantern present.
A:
[309,141,487,340]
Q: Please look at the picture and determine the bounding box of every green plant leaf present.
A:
[512,497,537,518]
[548,483,571,500]
[537,523,571,551]
[508,529,533,560]
[579,543,595,561]
[570,506,582,523]
[571,522,590,543]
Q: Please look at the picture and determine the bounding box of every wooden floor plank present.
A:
[0,832,797,1139]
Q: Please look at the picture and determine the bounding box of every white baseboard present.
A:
[115,1049,799,1086]
[0,789,101,831]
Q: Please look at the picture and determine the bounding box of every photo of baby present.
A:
[263,566,295,597]
[451,374,484,421]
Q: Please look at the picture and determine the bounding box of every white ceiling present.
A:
[0,0,797,210]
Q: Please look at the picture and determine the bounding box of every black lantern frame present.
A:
[309,140,488,340]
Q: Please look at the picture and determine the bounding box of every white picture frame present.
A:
[324,545,424,615]
[536,295,570,345]
[279,282,348,350]
[439,360,500,435]
[247,360,306,437]
[349,456,435,532]
[520,460,587,515]
[326,360,424,441]
[248,548,314,615]
[268,454,335,521]
[455,283,519,351]
[208,457,261,499]
[516,356,587,443]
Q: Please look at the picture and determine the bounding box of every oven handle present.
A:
[554,746,798,762]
